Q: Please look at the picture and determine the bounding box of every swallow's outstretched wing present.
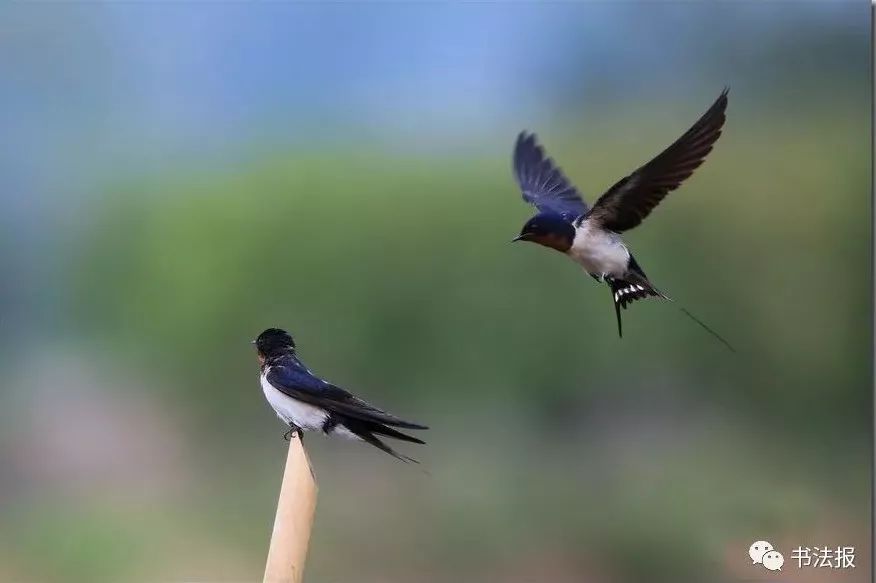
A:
[513,131,590,222]
[586,88,729,233]
[266,363,428,430]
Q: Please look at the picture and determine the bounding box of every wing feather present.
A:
[513,132,589,221]
[586,88,729,232]
[266,365,428,430]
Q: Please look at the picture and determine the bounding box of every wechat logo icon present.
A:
[749,540,784,571]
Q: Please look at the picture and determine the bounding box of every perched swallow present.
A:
[254,328,427,462]
[512,89,732,347]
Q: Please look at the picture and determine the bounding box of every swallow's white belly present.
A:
[568,220,630,278]
[260,370,328,431]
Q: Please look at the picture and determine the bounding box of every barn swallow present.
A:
[254,328,427,462]
[511,89,733,349]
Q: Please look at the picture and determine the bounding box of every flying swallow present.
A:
[511,89,733,348]
[254,328,427,462]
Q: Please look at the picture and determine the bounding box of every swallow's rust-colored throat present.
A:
[527,232,573,253]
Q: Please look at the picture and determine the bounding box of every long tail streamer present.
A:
[672,301,736,353]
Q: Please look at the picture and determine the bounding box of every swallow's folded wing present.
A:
[513,132,589,222]
[266,365,428,430]
[586,88,728,233]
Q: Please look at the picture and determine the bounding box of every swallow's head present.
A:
[254,328,296,363]
[513,213,575,252]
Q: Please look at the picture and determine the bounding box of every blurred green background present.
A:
[0,3,870,583]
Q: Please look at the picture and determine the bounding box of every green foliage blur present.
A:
[51,98,868,583]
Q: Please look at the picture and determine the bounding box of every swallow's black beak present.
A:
[511,233,529,243]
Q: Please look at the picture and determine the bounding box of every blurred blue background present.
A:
[0,3,870,582]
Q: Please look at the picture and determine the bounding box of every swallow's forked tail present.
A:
[342,417,425,463]
[607,275,664,338]
[607,258,735,352]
